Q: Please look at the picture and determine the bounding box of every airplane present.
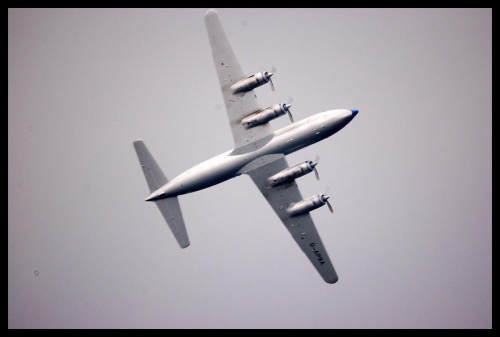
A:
[133,9,358,284]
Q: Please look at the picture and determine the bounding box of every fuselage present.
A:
[146,109,357,201]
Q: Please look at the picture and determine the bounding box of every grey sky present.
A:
[8,8,491,328]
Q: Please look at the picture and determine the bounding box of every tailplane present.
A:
[133,140,190,248]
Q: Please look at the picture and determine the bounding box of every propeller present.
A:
[308,155,321,179]
[309,161,319,180]
[269,76,275,92]
[283,103,294,123]
[321,194,334,214]
[264,71,275,92]
[269,66,279,92]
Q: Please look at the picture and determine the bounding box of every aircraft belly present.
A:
[161,153,248,196]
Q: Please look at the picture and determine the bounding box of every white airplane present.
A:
[134,9,358,284]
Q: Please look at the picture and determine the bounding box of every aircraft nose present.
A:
[351,109,359,117]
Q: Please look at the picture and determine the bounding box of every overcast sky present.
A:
[8,8,491,328]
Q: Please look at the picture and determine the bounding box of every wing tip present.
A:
[325,274,339,284]
[205,9,218,18]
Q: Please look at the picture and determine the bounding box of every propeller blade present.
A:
[283,103,293,123]
[309,161,319,180]
[269,77,275,92]
[326,199,334,214]
[313,166,320,180]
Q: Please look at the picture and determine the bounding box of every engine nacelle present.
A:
[267,160,316,187]
[242,103,291,127]
[287,194,330,217]
[231,71,273,94]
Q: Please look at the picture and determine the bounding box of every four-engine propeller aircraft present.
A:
[134,9,358,283]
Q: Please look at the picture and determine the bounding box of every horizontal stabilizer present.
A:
[155,197,190,248]
[133,140,190,248]
[133,140,168,192]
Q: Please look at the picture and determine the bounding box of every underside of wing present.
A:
[204,9,273,148]
[245,155,338,284]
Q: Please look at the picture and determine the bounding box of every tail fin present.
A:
[133,140,190,248]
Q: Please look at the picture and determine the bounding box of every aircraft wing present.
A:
[205,9,273,148]
[245,155,339,283]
